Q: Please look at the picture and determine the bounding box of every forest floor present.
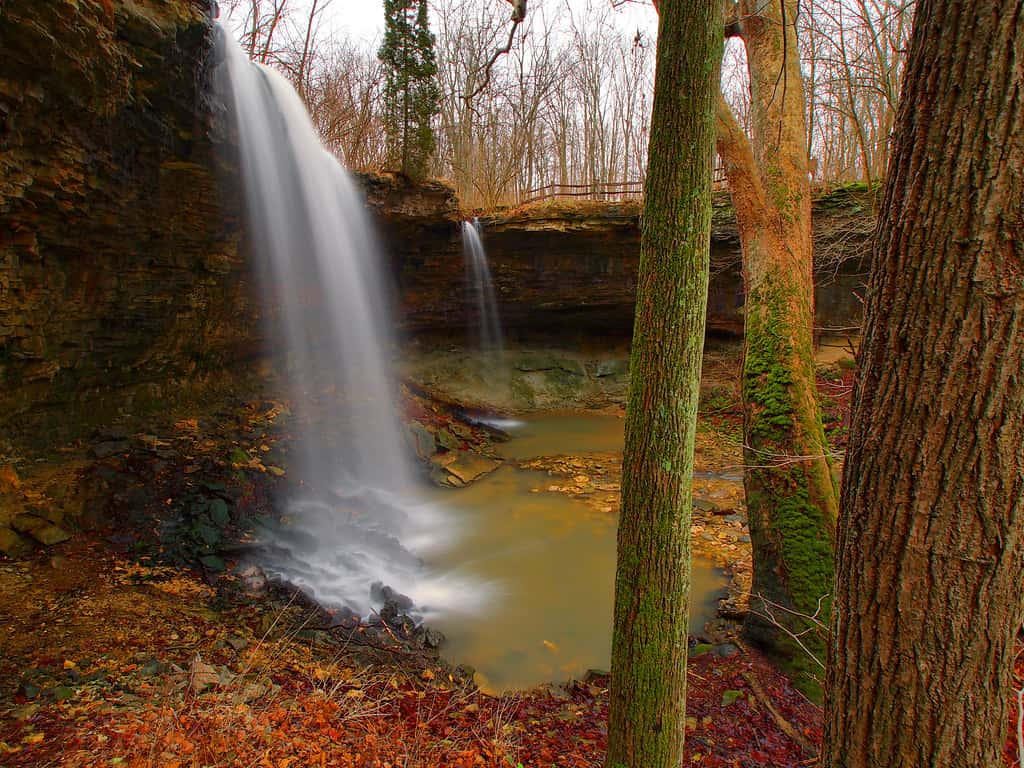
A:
[0,535,823,768]
[1,344,1020,767]
[1,536,1021,767]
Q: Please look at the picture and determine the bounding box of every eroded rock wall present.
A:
[0,0,251,444]
[395,189,874,338]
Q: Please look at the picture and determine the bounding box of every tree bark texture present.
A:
[716,0,839,698]
[604,0,722,765]
[822,0,1024,765]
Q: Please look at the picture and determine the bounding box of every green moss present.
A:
[743,287,798,439]
[741,280,835,702]
[746,464,832,701]
[772,468,834,611]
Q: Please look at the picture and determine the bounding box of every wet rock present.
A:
[442,451,500,486]
[590,359,628,379]
[452,664,476,683]
[0,526,32,557]
[370,583,414,611]
[329,607,361,630]
[435,428,461,451]
[237,564,267,596]
[419,627,445,649]
[407,422,436,459]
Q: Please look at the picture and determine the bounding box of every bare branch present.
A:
[464,0,526,101]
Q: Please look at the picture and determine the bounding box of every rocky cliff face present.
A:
[0,0,250,445]
[394,189,874,338]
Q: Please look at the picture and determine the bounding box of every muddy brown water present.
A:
[427,414,729,693]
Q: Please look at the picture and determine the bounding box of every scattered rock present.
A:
[34,524,71,546]
[371,583,414,611]
[0,526,32,557]
[91,440,130,459]
[693,498,718,513]
[442,452,500,485]
[140,659,168,677]
[420,627,445,649]
[237,564,268,596]
[0,465,21,492]
[435,428,461,451]
[11,513,71,545]
[407,422,436,460]
[235,681,267,704]
[16,680,41,700]
[11,513,47,534]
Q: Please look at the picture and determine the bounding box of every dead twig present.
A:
[741,670,817,757]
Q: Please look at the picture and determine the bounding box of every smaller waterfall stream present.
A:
[462,220,505,380]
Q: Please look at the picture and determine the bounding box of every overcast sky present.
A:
[221,0,660,51]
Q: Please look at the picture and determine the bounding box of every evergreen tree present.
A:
[377,0,439,181]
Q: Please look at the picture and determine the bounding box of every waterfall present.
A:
[216,30,480,619]
[462,219,505,377]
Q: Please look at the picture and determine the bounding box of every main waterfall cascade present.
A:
[462,220,506,378]
[216,29,484,619]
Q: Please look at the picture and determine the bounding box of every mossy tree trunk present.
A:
[821,0,1024,765]
[715,0,839,699]
[604,0,722,765]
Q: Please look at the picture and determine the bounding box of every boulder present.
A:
[441,452,500,486]
[0,526,32,557]
[407,422,437,460]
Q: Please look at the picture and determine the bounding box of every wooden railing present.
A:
[517,170,728,206]
[518,181,644,206]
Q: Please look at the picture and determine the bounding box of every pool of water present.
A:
[426,414,728,693]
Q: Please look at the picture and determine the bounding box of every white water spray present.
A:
[217,30,486,619]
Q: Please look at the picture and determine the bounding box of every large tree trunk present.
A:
[821,1,1024,766]
[716,0,839,699]
[604,0,722,764]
